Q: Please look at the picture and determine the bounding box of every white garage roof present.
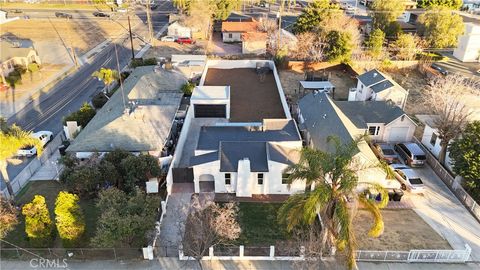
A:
[299,81,335,90]
[191,86,230,100]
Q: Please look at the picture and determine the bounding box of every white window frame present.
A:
[368,126,380,136]
[225,173,231,186]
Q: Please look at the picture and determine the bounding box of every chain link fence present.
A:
[0,248,143,261]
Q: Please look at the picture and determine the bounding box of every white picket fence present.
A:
[356,244,471,263]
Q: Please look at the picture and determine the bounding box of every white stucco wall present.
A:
[222,32,242,42]
[421,124,453,170]
[453,23,480,62]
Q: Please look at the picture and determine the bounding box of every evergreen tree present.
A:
[22,195,53,246]
[55,191,85,247]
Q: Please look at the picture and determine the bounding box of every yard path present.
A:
[410,165,480,262]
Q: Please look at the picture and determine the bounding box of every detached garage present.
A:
[191,85,230,119]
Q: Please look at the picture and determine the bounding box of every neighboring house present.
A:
[297,92,416,189]
[417,97,480,171]
[0,10,19,25]
[463,0,480,12]
[67,66,187,158]
[221,20,258,42]
[167,21,192,38]
[166,60,305,198]
[0,40,41,77]
[349,69,408,108]
[241,32,267,55]
[453,23,480,63]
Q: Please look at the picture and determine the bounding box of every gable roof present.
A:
[67,66,186,153]
[334,101,407,128]
[220,142,268,172]
[357,69,386,87]
[0,40,35,63]
[371,80,394,93]
[298,92,357,153]
[241,32,267,42]
[222,21,258,32]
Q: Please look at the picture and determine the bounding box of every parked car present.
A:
[390,164,425,193]
[431,63,449,76]
[161,36,176,42]
[17,131,53,157]
[55,12,73,19]
[93,12,110,17]
[175,37,194,44]
[394,142,427,167]
[371,143,399,164]
[10,9,23,14]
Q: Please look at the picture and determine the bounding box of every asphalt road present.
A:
[3,9,168,188]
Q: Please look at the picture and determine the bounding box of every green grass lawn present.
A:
[3,181,98,248]
[236,202,289,245]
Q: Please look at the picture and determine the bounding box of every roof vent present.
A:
[373,72,378,77]
[322,114,327,119]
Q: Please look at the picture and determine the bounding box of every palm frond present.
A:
[278,193,309,231]
[0,125,44,160]
[358,195,384,237]
[334,199,357,270]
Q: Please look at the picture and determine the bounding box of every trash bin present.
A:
[388,190,395,201]
[59,145,67,156]
[393,189,404,201]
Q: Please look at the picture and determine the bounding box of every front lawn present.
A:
[236,202,289,245]
[3,181,99,248]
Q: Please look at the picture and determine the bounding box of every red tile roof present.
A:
[241,32,267,42]
[222,21,258,33]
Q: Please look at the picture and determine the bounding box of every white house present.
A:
[349,69,408,108]
[298,92,416,189]
[166,60,306,198]
[167,21,192,38]
[453,23,480,63]
[0,40,41,77]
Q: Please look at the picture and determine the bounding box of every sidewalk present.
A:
[2,258,479,270]
[29,150,62,181]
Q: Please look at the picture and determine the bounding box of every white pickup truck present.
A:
[17,131,53,157]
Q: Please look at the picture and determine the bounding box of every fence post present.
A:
[209,246,214,258]
[269,246,275,258]
[113,248,117,260]
[300,246,305,259]
[16,248,20,257]
[239,245,244,257]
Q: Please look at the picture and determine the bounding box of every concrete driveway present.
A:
[408,165,480,262]
[208,32,242,56]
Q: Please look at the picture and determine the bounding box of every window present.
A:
[228,33,233,38]
[225,173,231,185]
[368,126,380,136]
[282,174,290,184]
[430,133,437,146]
[257,173,264,185]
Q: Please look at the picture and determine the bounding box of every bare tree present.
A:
[1,195,18,239]
[422,75,479,165]
[289,32,324,63]
[182,195,241,269]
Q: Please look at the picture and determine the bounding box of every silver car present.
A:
[390,164,425,193]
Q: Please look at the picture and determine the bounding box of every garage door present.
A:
[194,104,226,118]
[388,127,409,142]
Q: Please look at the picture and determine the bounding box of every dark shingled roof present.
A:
[371,80,394,93]
[189,151,219,166]
[334,101,406,129]
[220,142,268,172]
[298,92,356,153]
[197,120,300,151]
[357,69,386,87]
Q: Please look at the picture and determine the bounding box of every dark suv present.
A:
[394,143,427,167]
[55,12,73,19]
[93,12,110,17]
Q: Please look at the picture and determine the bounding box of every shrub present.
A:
[92,92,109,109]
[63,102,96,127]
[181,82,195,96]
[22,195,53,247]
[13,64,27,75]
[28,63,40,73]
[0,196,18,239]
[130,58,157,68]
[55,192,85,247]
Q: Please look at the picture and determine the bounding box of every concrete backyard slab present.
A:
[409,165,480,262]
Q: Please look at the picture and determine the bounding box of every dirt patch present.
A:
[353,209,451,251]
[204,68,285,122]
[143,41,207,59]
[279,65,357,104]
[1,18,141,56]
[384,68,431,115]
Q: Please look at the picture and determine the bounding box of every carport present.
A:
[298,81,336,98]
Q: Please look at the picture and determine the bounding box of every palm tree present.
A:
[91,68,119,94]
[278,136,388,270]
[0,120,44,197]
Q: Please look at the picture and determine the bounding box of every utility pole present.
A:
[146,1,154,47]
[128,15,135,59]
